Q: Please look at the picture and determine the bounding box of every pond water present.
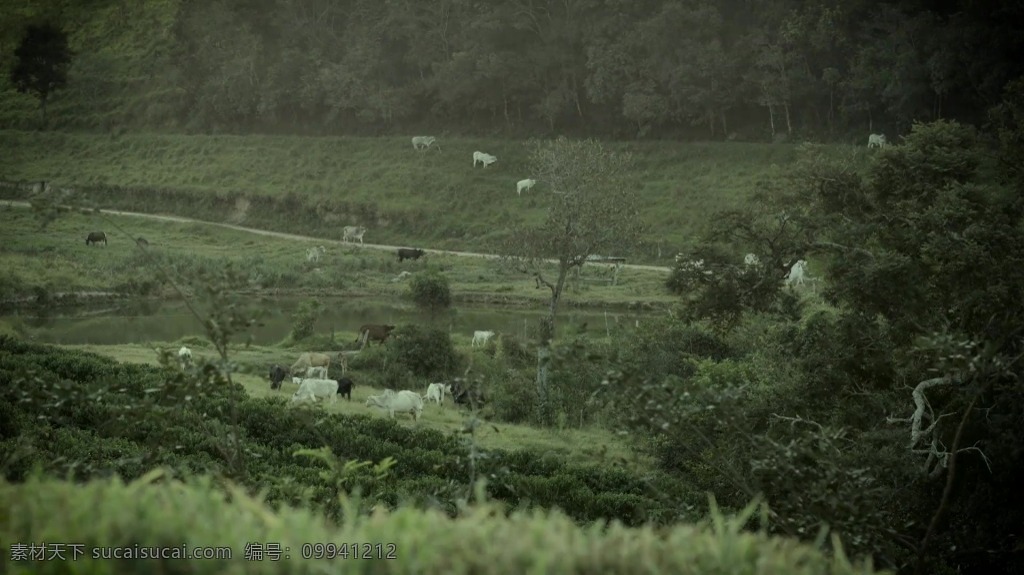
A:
[2,297,653,346]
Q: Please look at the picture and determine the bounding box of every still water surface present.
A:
[4,297,652,345]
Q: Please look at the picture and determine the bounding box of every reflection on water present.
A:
[1,297,651,345]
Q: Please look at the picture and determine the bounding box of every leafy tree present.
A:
[503,137,642,423]
[10,23,72,126]
[408,270,452,315]
[290,298,322,342]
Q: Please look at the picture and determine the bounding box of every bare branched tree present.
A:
[502,137,643,423]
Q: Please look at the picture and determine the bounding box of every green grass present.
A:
[53,341,655,471]
[0,207,675,308]
[0,473,889,575]
[0,130,871,263]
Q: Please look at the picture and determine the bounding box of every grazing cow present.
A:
[785,260,809,287]
[365,389,424,421]
[291,378,340,404]
[342,226,367,244]
[269,364,288,390]
[868,133,887,148]
[290,352,331,376]
[86,232,107,246]
[472,151,497,167]
[305,366,328,379]
[178,346,192,364]
[397,248,425,262]
[306,245,325,263]
[675,257,713,276]
[744,253,760,266]
[356,324,395,346]
[336,376,355,401]
[411,136,439,151]
[136,237,149,248]
[516,178,536,195]
[424,382,448,405]
[449,380,486,407]
[471,330,495,348]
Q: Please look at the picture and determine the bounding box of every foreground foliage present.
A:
[0,473,888,575]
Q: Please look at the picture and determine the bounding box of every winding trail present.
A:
[5,200,671,273]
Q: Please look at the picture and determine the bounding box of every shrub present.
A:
[385,324,461,379]
[408,270,451,312]
[289,299,322,342]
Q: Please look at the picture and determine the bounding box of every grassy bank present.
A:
[0,207,674,309]
[0,130,870,263]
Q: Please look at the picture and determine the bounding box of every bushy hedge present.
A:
[0,474,889,575]
[0,336,698,527]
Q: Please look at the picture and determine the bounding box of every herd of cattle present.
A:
[175,322,488,422]
[261,324,489,421]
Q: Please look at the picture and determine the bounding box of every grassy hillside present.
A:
[0,473,888,575]
[0,130,870,263]
[0,208,674,308]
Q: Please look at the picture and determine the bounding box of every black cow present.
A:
[397,248,425,262]
[450,380,486,407]
[336,376,355,401]
[269,364,288,390]
[356,324,395,346]
[86,232,107,246]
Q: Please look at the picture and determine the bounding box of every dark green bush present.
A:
[408,270,452,312]
[385,324,461,379]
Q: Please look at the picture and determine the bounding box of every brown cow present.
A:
[355,324,395,347]
[289,352,331,376]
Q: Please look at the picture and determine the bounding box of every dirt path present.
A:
[5,200,672,273]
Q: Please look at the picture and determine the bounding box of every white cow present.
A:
[785,260,809,287]
[291,378,340,404]
[471,330,495,347]
[342,226,367,244]
[305,366,328,379]
[178,346,192,363]
[473,151,497,167]
[744,253,760,266]
[867,133,887,148]
[365,390,424,421]
[306,245,326,263]
[411,136,438,151]
[674,257,713,276]
[424,382,448,405]
[516,178,536,195]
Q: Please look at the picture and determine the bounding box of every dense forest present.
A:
[2,0,1023,138]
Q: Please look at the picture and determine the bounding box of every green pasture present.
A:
[0,207,674,307]
[0,130,871,261]
[55,341,654,472]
